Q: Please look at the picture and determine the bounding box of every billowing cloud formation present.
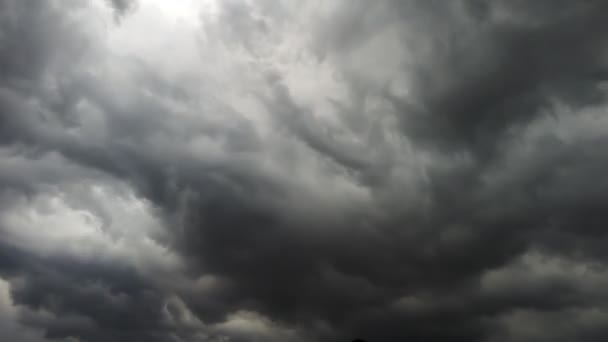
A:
[2,0,608,341]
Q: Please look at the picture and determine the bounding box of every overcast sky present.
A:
[2,1,608,341]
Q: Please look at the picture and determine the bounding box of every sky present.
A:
[1,0,608,341]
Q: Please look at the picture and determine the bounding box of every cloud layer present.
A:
[2,0,608,341]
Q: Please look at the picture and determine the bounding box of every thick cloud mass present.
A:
[2,0,608,341]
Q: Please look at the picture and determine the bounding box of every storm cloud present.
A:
[2,0,608,341]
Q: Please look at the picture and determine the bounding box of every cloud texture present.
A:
[2,0,608,341]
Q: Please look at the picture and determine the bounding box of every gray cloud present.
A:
[105,0,137,19]
[1,0,608,341]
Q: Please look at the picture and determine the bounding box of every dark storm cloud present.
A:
[320,0,608,153]
[2,0,608,341]
[6,248,162,341]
